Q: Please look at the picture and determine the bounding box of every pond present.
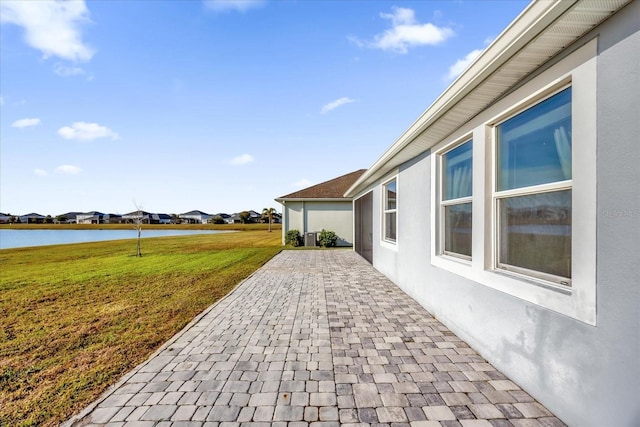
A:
[0,229,231,250]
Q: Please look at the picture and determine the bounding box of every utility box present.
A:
[305,232,317,247]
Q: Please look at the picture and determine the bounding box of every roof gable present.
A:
[277,169,366,200]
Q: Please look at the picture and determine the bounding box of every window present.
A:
[494,87,572,285]
[440,140,473,259]
[430,39,596,324]
[383,178,397,243]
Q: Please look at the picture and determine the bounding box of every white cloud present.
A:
[321,97,355,114]
[446,48,483,81]
[0,0,94,63]
[11,118,41,128]
[54,63,86,77]
[204,0,266,12]
[55,164,82,175]
[294,178,313,188]
[353,7,453,54]
[230,153,254,165]
[58,122,119,141]
[34,168,48,176]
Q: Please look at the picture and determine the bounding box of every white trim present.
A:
[435,137,474,260]
[381,176,398,247]
[430,39,597,325]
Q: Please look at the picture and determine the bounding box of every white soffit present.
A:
[345,0,632,197]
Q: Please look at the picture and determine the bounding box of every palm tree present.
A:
[262,207,277,232]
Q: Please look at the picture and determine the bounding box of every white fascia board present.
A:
[344,0,577,197]
[275,198,352,203]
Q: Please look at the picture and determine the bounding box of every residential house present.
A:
[55,212,82,224]
[122,211,172,224]
[19,213,45,223]
[179,210,212,224]
[214,213,231,224]
[0,213,10,223]
[248,210,262,223]
[276,169,365,246]
[76,211,105,224]
[150,213,172,224]
[344,1,638,426]
[103,214,123,224]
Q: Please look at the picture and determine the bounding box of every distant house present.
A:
[248,210,262,223]
[228,213,241,224]
[227,211,260,224]
[276,169,365,246]
[55,212,82,224]
[76,211,105,224]
[214,213,231,224]
[150,213,172,224]
[19,213,45,224]
[343,1,638,426]
[122,211,171,224]
[0,213,10,223]
[103,214,123,224]
[179,210,212,224]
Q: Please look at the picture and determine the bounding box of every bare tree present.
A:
[131,201,144,257]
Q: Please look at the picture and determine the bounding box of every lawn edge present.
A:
[61,249,281,426]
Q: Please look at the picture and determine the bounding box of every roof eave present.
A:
[275,197,353,203]
[345,0,588,197]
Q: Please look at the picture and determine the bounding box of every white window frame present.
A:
[437,138,473,261]
[382,176,398,245]
[492,85,573,286]
[430,38,597,325]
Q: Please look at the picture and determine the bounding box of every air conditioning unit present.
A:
[305,232,317,247]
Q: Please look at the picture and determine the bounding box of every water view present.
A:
[0,229,231,250]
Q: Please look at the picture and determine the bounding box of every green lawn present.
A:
[0,229,282,426]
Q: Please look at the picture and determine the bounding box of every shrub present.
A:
[210,215,225,224]
[285,229,302,246]
[318,229,338,248]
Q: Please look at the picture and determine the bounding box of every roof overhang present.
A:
[345,0,631,197]
[275,198,353,203]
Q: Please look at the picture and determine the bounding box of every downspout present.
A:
[281,201,286,245]
[302,201,306,234]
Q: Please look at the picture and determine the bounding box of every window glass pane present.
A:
[499,190,571,280]
[445,203,472,257]
[444,141,472,200]
[498,88,572,191]
[385,180,397,210]
[385,212,396,241]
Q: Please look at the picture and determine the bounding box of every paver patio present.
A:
[68,250,565,427]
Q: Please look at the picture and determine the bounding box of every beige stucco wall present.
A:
[280,200,354,246]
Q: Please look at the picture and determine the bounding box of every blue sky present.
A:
[0,0,528,216]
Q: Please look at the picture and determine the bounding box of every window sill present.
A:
[380,239,398,251]
[430,254,594,325]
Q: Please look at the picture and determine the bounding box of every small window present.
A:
[441,140,473,259]
[495,87,572,285]
[383,178,397,242]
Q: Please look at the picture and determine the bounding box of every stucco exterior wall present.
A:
[359,3,639,426]
[281,200,354,246]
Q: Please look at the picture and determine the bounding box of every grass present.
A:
[0,228,282,426]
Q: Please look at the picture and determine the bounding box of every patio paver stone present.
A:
[67,250,565,427]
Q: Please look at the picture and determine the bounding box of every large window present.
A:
[430,40,596,324]
[495,87,572,285]
[441,140,473,259]
[383,178,397,243]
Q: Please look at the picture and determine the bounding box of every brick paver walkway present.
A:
[68,250,565,427]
